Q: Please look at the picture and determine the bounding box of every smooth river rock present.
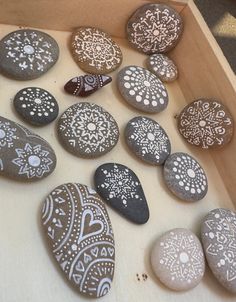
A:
[0,115,56,181]
[125,116,171,165]
[0,29,59,80]
[13,87,59,126]
[57,102,119,158]
[42,183,115,298]
[71,27,122,74]
[127,3,183,54]
[177,98,234,149]
[201,208,236,293]
[94,163,149,224]
[163,152,208,202]
[117,66,168,113]
[151,228,205,291]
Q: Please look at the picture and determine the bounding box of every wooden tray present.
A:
[0,1,235,301]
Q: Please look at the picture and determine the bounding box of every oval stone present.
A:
[151,228,205,291]
[177,99,234,149]
[71,27,122,74]
[125,116,171,165]
[147,54,178,82]
[163,152,208,202]
[0,116,56,181]
[42,183,115,298]
[127,3,183,54]
[13,87,59,126]
[117,66,168,113]
[201,208,236,293]
[0,29,59,80]
[94,163,149,224]
[57,102,119,158]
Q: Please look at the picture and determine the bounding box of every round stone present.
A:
[117,66,168,113]
[0,29,59,80]
[177,98,234,149]
[125,116,171,165]
[57,102,119,158]
[13,87,59,126]
[163,152,208,201]
[126,3,183,54]
[201,208,236,293]
[147,54,178,82]
[71,27,122,74]
[151,228,205,291]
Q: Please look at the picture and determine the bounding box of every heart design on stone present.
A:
[108,247,115,257]
[73,274,82,284]
[79,209,104,242]
[75,260,84,272]
[91,247,99,258]
[84,253,92,264]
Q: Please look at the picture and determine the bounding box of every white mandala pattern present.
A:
[58,103,119,157]
[178,99,233,148]
[4,30,55,71]
[12,143,53,178]
[127,4,183,53]
[148,54,178,82]
[0,121,19,149]
[126,116,170,164]
[72,27,122,72]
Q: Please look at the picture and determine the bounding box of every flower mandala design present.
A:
[72,27,122,72]
[178,99,233,148]
[4,30,54,71]
[148,54,178,81]
[127,4,183,53]
[0,121,18,149]
[12,143,53,178]
[100,164,141,207]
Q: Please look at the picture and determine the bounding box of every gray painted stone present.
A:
[147,54,178,82]
[0,29,59,80]
[14,87,59,126]
[151,228,205,291]
[127,3,183,54]
[0,115,56,181]
[57,102,119,158]
[117,66,168,113]
[163,152,208,201]
[125,116,171,165]
[201,208,236,293]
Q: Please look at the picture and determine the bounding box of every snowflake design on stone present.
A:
[12,143,53,178]
[72,27,122,72]
[159,229,205,284]
[178,99,233,149]
[127,4,183,53]
[100,164,141,207]
[17,87,57,117]
[4,30,54,71]
[0,121,18,149]
[202,208,236,286]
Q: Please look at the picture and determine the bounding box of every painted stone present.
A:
[0,29,59,80]
[13,87,59,126]
[125,116,171,165]
[163,152,208,202]
[94,163,149,224]
[57,102,119,158]
[127,4,183,54]
[71,27,122,74]
[0,116,56,181]
[151,228,205,291]
[42,183,115,298]
[64,74,112,97]
[177,99,234,149]
[201,208,236,293]
[147,54,178,82]
[117,66,168,113]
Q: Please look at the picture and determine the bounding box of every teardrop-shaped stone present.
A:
[0,116,56,181]
[42,183,115,298]
[94,163,149,224]
[64,74,112,97]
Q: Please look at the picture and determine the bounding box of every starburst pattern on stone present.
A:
[12,143,53,178]
[0,121,19,149]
